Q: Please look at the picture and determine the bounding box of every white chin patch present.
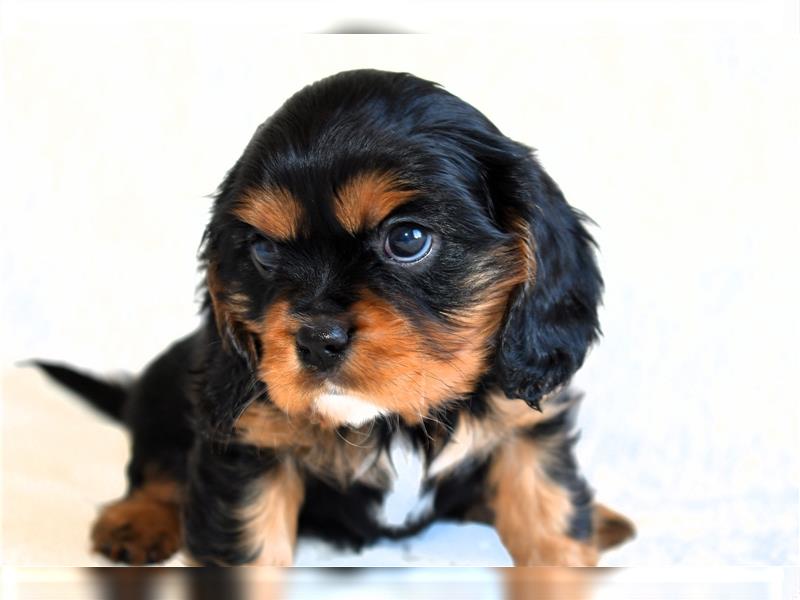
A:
[313,389,387,426]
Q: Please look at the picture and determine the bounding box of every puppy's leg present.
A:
[488,433,599,566]
[90,334,197,565]
[479,391,634,566]
[488,432,604,566]
[488,431,635,565]
[238,457,304,566]
[182,441,304,566]
[91,415,189,565]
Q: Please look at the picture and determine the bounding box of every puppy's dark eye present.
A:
[250,237,277,268]
[384,224,433,263]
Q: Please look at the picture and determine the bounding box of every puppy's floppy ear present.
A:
[204,260,259,368]
[201,150,262,367]
[489,147,603,410]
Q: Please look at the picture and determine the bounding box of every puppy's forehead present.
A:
[233,172,414,239]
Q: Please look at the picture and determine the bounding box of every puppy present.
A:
[37,69,634,566]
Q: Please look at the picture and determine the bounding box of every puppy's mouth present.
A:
[312,385,388,427]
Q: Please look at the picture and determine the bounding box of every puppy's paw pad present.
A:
[91,498,181,565]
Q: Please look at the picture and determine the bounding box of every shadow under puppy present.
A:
[37,69,635,566]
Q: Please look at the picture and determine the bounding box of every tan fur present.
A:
[234,187,305,240]
[236,401,310,449]
[337,290,495,423]
[235,401,391,490]
[257,300,319,419]
[255,284,518,426]
[216,178,634,566]
[334,172,415,234]
[236,172,531,427]
[91,478,181,565]
[206,264,258,358]
[501,568,597,600]
[428,391,568,478]
[510,215,537,283]
[593,502,636,550]
[488,436,599,566]
[238,458,305,566]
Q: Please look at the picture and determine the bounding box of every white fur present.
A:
[377,436,435,527]
[313,389,438,526]
[313,388,387,426]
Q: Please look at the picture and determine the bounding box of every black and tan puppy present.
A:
[37,69,634,566]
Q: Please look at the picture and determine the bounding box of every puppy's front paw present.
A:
[91,497,181,565]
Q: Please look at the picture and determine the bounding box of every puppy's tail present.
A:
[31,361,128,422]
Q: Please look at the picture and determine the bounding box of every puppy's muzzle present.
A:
[295,317,352,372]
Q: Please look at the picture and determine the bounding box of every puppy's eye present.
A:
[384,224,433,263]
[250,237,277,268]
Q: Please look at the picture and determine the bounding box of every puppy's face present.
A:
[205,70,601,428]
[210,171,524,426]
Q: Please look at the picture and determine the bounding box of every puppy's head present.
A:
[203,70,602,427]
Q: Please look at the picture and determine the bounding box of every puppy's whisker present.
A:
[335,427,375,449]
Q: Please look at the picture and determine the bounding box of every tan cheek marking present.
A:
[257,301,319,418]
[334,172,415,234]
[454,244,528,348]
[488,437,598,566]
[234,187,305,240]
[238,458,304,566]
[341,261,522,422]
[340,290,487,422]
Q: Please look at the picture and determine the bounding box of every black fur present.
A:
[490,160,603,410]
[298,476,386,550]
[32,361,127,421]
[36,69,606,565]
[183,440,279,565]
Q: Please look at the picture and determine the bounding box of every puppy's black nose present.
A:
[296,319,351,371]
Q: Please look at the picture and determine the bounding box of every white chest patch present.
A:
[376,436,435,528]
[313,388,388,426]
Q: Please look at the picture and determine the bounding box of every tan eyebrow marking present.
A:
[334,172,416,234]
[233,187,305,240]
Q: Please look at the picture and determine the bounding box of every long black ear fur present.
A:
[490,147,603,410]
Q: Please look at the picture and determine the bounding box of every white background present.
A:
[1,0,799,567]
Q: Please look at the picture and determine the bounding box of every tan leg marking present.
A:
[238,458,305,566]
[91,479,181,565]
[489,437,598,566]
[502,567,596,600]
